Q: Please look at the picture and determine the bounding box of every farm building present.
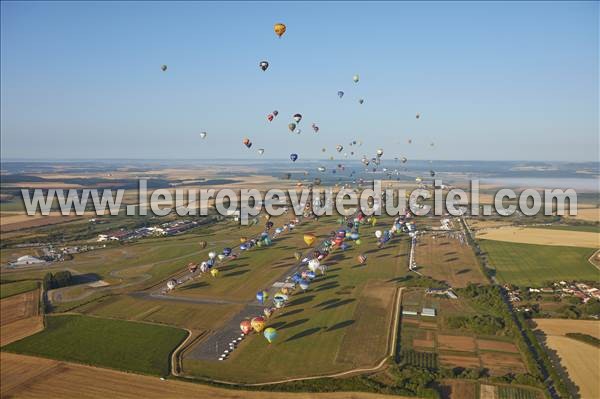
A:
[10,255,45,266]
[421,307,436,317]
[402,310,418,316]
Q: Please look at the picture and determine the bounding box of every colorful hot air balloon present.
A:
[308,258,320,272]
[336,144,343,153]
[274,23,286,38]
[264,327,277,343]
[243,138,252,148]
[199,240,207,249]
[303,233,316,246]
[263,307,274,318]
[259,61,269,71]
[267,114,274,122]
[358,254,367,264]
[353,74,359,83]
[294,251,302,260]
[251,316,266,333]
[288,123,296,132]
[240,320,252,335]
[290,153,298,162]
[299,279,310,291]
[210,268,219,277]
[257,290,268,304]
[293,114,302,123]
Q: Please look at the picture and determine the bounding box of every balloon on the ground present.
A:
[264,327,277,343]
[256,290,268,304]
[304,233,316,246]
[358,254,367,264]
[251,316,266,332]
[240,320,252,334]
[210,268,219,277]
[199,240,207,249]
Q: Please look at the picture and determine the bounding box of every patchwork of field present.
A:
[0,288,43,346]
[0,280,39,299]
[3,314,188,376]
[440,379,478,399]
[479,240,599,286]
[415,233,488,287]
[182,221,410,383]
[0,353,404,399]
[477,227,600,249]
[533,319,599,399]
[400,288,527,376]
[566,207,600,222]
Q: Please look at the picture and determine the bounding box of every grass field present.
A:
[415,233,488,288]
[0,280,39,299]
[183,222,410,383]
[77,295,243,331]
[479,240,599,286]
[0,288,42,346]
[3,314,187,376]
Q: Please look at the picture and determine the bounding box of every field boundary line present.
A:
[588,249,600,271]
[176,287,404,386]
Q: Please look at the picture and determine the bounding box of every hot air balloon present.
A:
[430,170,436,177]
[415,177,422,183]
[294,251,302,260]
[274,23,286,38]
[259,61,269,71]
[337,91,344,98]
[264,327,277,343]
[166,279,177,290]
[256,290,268,304]
[240,237,248,243]
[200,262,209,273]
[273,110,279,116]
[317,166,326,172]
[358,254,367,264]
[161,65,167,72]
[240,320,252,334]
[336,144,343,153]
[408,139,412,144]
[304,233,316,246]
[223,248,232,256]
[199,240,207,249]
[358,99,364,104]
[251,316,266,333]
[263,307,274,318]
[243,138,252,148]
[375,230,382,239]
[258,148,265,155]
[210,268,219,277]
[200,132,207,139]
[299,279,310,291]
[376,148,384,157]
[293,113,302,123]
[295,128,301,135]
[188,262,198,273]
[416,113,421,119]
[353,74,359,83]
[288,123,296,132]
[267,114,274,122]
[401,157,407,163]
[312,123,319,133]
[217,254,226,261]
[308,258,320,272]
[290,153,298,162]
[208,251,216,260]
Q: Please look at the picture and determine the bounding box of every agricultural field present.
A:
[415,232,488,287]
[0,288,43,346]
[0,352,404,399]
[182,222,411,383]
[399,288,528,376]
[3,314,188,376]
[479,240,599,286]
[0,280,39,299]
[533,319,599,399]
[477,227,600,249]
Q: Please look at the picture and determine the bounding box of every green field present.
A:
[183,218,411,383]
[480,240,599,286]
[540,224,600,233]
[3,314,187,376]
[0,280,39,299]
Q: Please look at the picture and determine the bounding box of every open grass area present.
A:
[76,295,243,331]
[0,280,39,299]
[183,218,411,383]
[3,314,187,376]
[479,240,599,286]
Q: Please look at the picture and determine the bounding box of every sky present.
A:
[1,1,598,162]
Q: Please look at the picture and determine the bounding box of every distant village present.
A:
[96,219,200,242]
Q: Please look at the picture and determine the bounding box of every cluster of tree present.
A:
[388,365,440,399]
[565,332,600,348]
[42,271,73,290]
[445,314,506,335]
[439,366,487,380]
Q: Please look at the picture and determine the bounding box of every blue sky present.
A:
[1,1,598,161]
